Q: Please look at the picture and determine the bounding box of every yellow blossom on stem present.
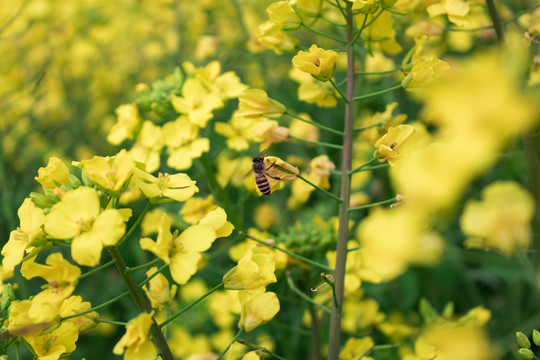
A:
[129,121,164,173]
[113,312,157,360]
[460,181,535,256]
[253,156,299,196]
[258,122,290,151]
[215,111,260,151]
[223,246,277,290]
[131,168,199,203]
[59,295,98,332]
[183,61,247,99]
[2,198,45,271]
[289,114,320,143]
[292,44,338,82]
[402,56,451,90]
[171,77,223,128]
[107,103,141,145]
[290,68,338,107]
[26,321,79,360]
[140,213,217,285]
[141,209,172,236]
[242,351,261,360]
[35,157,70,189]
[267,1,301,29]
[198,207,234,238]
[44,186,128,266]
[257,21,299,54]
[374,124,427,166]
[237,89,286,119]
[143,266,178,309]
[356,11,402,54]
[427,0,470,26]
[20,253,81,323]
[73,149,135,193]
[8,300,52,337]
[162,116,210,170]
[238,288,280,332]
[180,195,217,224]
[340,336,374,360]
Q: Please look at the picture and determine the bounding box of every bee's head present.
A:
[253,156,264,163]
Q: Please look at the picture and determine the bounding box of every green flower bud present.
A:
[517,332,531,348]
[136,95,153,112]
[67,174,81,189]
[419,298,438,323]
[442,302,454,318]
[0,284,14,312]
[533,329,540,346]
[0,355,11,360]
[30,192,53,209]
[152,102,170,118]
[518,348,534,360]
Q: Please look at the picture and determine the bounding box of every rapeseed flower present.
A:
[267,1,301,29]
[73,150,135,193]
[129,121,164,173]
[238,289,280,332]
[292,45,338,82]
[162,116,210,170]
[44,187,128,266]
[131,168,198,203]
[26,321,78,360]
[143,267,177,309]
[340,336,374,360]
[257,21,299,54]
[237,89,286,119]
[107,103,141,145]
[180,195,217,224]
[171,77,223,128]
[374,124,427,166]
[35,157,70,189]
[290,67,338,107]
[113,312,157,360]
[427,0,470,26]
[224,246,277,290]
[402,56,451,90]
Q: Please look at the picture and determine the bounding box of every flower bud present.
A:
[30,192,54,209]
[533,329,540,346]
[517,332,532,348]
[0,284,14,312]
[67,174,81,189]
[518,348,534,360]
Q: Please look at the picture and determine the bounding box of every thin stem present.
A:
[296,174,343,203]
[117,201,151,247]
[79,259,116,280]
[216,328,244,360]
[301,23,347,44]
[285,111,344,136]
[286,272,331,314]
[353,122,381,132]
[126,257,162,273]
[353,163,389,172]
[485,0,505,43]
[106,246,174,360]
[348,197,396,212]
[288,134,343,149]
[240,232,334,273]
[95,318,127,326]
[348,158,377,175]
[329,78,349,103]
[139,263,169,287]
[61,291,130,321]
[159,282,224,328]
[237,339,288,360]
[353,83,403,101]
[327,2,355,359]
[355,68,401,76]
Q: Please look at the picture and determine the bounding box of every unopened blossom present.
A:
[402,56,451,90]
[238,289,280,332]
[2,198,45,271]
[113,312,157,360]
[237,89,286,119]
[143,266,178,309]
[257,21,299,54]
[35,157,70,189]
[292,45,338,82]
[223,246,277,290]
[131,168,198,203]
[44,186,128,266]
[267,1,301,29]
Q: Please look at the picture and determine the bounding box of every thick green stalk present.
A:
[326,2,355,359]
[106,246,174,360]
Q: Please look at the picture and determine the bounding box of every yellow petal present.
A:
[170,252,202,285]
[71,232,104,267]
[178,224,216,253]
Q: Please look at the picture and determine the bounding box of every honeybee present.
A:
[251,153,282,196]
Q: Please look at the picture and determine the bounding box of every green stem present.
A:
[106,246,174,360]
[216,328,244,360]
[348,197,396,212]
[286,271,331,314]
[79,260,116,280]
[288,134,343,149]
[329,78,349,103]
[61,291,130,321]
[327,2,355,359]
[348,158,377,175]
[353,122,381,132]
[352,7,384,44]
[353,83,403,101]
[285,111,344,136]
[236,339,289,360]
[95,318,127,326]
[296,174,343,203]
[353,163,389,172]
[117,201,151,247]
[126,257,162,273]
[241,232,334,273]
[301,23,347,44]
[159,282,224,328]
[355,68,401,76]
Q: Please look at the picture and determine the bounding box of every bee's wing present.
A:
[243,168,253,179]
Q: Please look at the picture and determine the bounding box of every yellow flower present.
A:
[238,289,280,332]
[129,121,164,173]
[107,103,141,145]
[8,300,53,337]
[254,204,279,230]
[35,157,70,189]
[143,267,178,309]
[162,116,210,170]
[171,78,223,127]
[26,321,79,360]
[44,187,128,266]
[59,296,98,333]
[291,0,321,17]
[292,44,338,82]
[257,21,299,54]
[342,297,386,333]
[287,155,334,208]
[209,290,242,329]
[356,11,401,54]
[340,336,374,360]
[267,1,301,29]
[460,181,535,256]
[113,312,157,360]
[20,253,81,323]
[198,207,234,238]
[402,56,451,90]
[167,326,212,359]
[132,168,198,203]
[183,61,247,99]
[215,111,260,151]
[141,209,173,236]
[140,214,217,285]
[374,124,427,166]
[427,0,470,26]
[223,246,277,290]
[351,0,379,12]
[73,149,135,192]
[242,351,261,360]
[2,198,45,271]
[290,68,338,107]
[252,156,299,196]
[237,89,286,119]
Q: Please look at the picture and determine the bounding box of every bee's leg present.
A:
[266,174,282,181]
[265,161,277,171]
[265,162,282,181]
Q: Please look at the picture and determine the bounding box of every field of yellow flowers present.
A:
[1,0,540,359]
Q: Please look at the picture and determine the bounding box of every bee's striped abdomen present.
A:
[255,174,271,196]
